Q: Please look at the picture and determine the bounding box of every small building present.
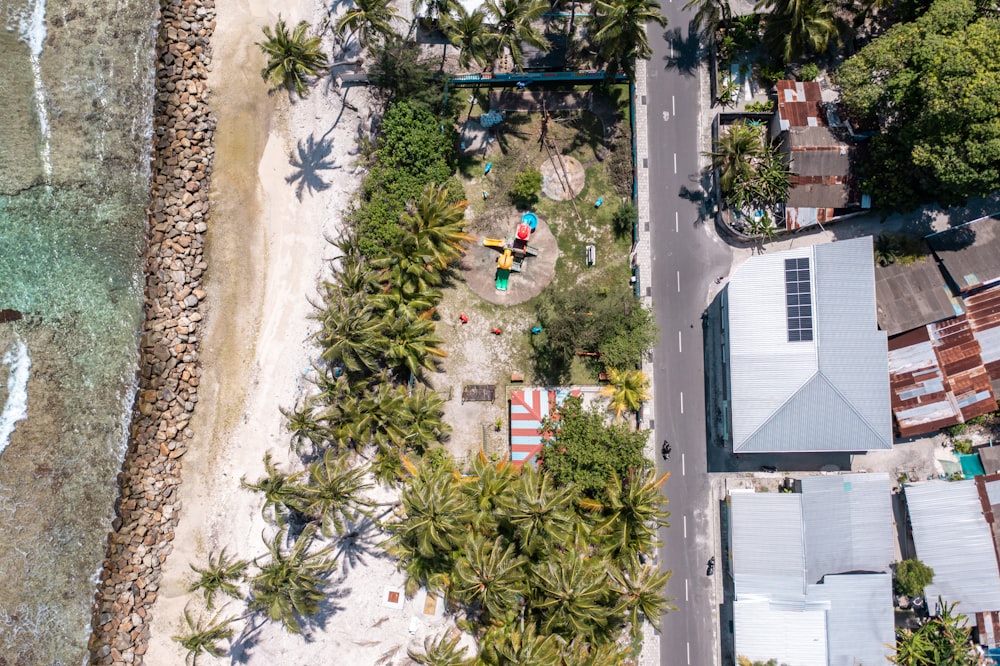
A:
[769,81,866,230]
[508,387,581,468]
[904,477,1000,647]
[729,473,895,666]
[725,236,893,453]
[874,215,1000,437]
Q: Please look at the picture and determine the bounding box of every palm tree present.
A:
[188,548,249,609]
[241,452,306,525]
[609,558,675,639]
[248,525,337,634]
[388,460,474,594]
[590,469,670,566]
[707,121,763,198]
[298,450,374,537]
[451,535,526,621]
[442,5,492,70]
[891,597,980,664]
[502,465,576,558]
[402,183,474,270]
[409,631,472,666]
[352,381,408,450]
[684,0,731,38]
[874,233,900,267]
[531,550,613,640]
[399,388,452,454]
[462,452,517,533]
[598,367,650,421]
[559,638,631,666]
[373,250,445,302]
[312,293,382,375]
[375,307,448,378]
[483,0,550,70]
[281,402,327,456]
[588,0,668,78]
[756,0,838,63]
[336,0,402,50]
[173,608,235,666]
[258,19,329,97]
[478,623,565,666]
[413,0,460,24]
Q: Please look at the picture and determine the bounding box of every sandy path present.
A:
[139,0,424,659]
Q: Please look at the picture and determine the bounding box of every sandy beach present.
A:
[140,0,467,661]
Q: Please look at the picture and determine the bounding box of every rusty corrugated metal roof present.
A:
[889,284,1000,437]
[776,80,824,129]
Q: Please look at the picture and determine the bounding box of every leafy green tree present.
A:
[188,549,249,610]
[609,557,675,639]
[335,0,402,49]
[258,19,329,97]
[484,0,550,69]
[589,0,668,77]
[598,367,650,421]
[298,451,374,537]
[538,396,648,498]
[409,631,473,666]
[412,0,459,23]
[443,5,492,70]
[367,38,455,113]
[836,0,1000,209]
[173,608,235,666]
[756,0,839,63]
[894,559,935,599]
[892,598,981,665]
[248,525,337,634]
[610,201,637,240]
[508,167,544,209]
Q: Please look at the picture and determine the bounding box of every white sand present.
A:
[142,0,466,663]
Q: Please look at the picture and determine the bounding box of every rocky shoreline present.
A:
[88,0,216,662]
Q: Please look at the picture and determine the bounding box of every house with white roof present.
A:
[724,236,893,453]
[728,473,896,666]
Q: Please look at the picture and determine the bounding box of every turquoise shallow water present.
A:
[0,0,156,662]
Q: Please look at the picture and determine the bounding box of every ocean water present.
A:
[0,0,157,662]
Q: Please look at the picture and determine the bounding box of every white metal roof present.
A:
[730,492,806,601]
[808,573,895,666]
[801,473,894,584]
[734,598,829,666]
[727,236,892,452]
[905,480,1000,613]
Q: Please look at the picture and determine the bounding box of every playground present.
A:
[424,84,636,461]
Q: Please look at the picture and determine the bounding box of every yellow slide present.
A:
[483,238,506,249]
[497,249,513,270]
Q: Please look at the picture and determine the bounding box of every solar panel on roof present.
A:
[785,258,814,342]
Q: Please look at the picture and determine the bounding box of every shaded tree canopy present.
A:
[537,396,649,498]
[836,0,1000,210]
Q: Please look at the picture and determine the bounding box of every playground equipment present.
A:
[522,211,538,231]
[496,249,513,291]
[484,211,543,292]
[498,249,513,270]
[483,238,506,249]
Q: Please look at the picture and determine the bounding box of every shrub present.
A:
[894,559,934,598]
[508,167,543,209]
[953,439,973,455]
[745,100,775,113]
[611,201,637,240]
[799,63,820,82]
[944,422,967,437]
[757,65,786,87]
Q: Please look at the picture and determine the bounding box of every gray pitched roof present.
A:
[905,480,1000,613]
[927,215,1000,293]
[728,237,892,452]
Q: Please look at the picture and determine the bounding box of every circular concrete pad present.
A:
[540,155,585,201]
[460,214,558,306]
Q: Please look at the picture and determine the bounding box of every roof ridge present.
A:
[814,370,887,447]
[737,370,820,450]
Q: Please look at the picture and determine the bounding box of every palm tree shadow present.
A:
[228,615,267,665]
[332,514,392,573]
[287,130,341,201]
[297,585,351,637]
[661,25,701,77]
[679,171,716,226]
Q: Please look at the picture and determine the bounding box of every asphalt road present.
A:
[644,5,734,665]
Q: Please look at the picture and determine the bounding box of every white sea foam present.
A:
[16,0,52,181]
[0,341,32,458]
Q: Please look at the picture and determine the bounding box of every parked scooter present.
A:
[706,556,716,576]
[661,440,672,460]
